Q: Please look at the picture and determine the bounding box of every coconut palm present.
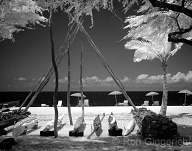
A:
[124,11,183,116]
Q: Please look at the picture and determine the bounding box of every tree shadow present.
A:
[177,124,192,137]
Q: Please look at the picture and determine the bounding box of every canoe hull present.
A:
[123,119,136,136]
[43,114,64,132]
[12,117,38,137]
[0,100,20,109]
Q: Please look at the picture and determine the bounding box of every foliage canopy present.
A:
[124,10,183,62]
[0,0,131,41]
[0,0,47,41]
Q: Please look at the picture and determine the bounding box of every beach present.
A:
[1,106,192,151]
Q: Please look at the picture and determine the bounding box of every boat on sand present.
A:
[42,114,65,132]
[12,117,39,138]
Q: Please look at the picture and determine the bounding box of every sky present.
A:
[0,4,192,92]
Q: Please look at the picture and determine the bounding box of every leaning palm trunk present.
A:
[79,23,137,111]
[19,71,47,111]
[159,61,168,116]
[49,8,58,138]
[24,76,51,112]
[23,23,79,112]
[65,12,137,110]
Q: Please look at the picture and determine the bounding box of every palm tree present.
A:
[67,28,73,125]
[80,30,84,117]
[48,8,58,137]
[124,12,182,116]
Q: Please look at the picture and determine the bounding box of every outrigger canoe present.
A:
[87,113,105,139]
[108,113,117,128]
[12,117,38,138]
[123,118,136,136]
[42,114,65,132]
[0,100,20,110]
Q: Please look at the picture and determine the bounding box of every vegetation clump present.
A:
[132,108,190,145]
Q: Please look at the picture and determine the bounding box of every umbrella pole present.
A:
[115,95,117,106]
[184,94,186,105]
[152,95,154,104]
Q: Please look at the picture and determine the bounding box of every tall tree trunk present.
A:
[67,34,73,125]
[49,8,58,137]
[159,61,168,116]
[23,23,79,112]
[80,30,84,117]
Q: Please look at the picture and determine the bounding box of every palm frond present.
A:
[124,7,184,63]
[125,39,160,62]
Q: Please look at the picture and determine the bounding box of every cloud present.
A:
[82,76,111,87]
[136,74,163,84]
[52,77,68,83]
[17,77,27,81]
[136,74,148,81]
[105,77,113,82]
[186,71,192,82]
[82,76,130,87]
[121,76,130,83]
[169,71,192,83]
[136,71,192,84]
[58,77,68,83]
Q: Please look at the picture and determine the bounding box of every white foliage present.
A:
[0,0,47,41]
[124,10,184,62]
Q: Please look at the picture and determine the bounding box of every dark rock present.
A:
[168,122,177,130]
[161,125,168,131]
[2,137,16,146]
[0,128,7,136]
[158,131,165,137]
[161,118,169,125]
[131,108,189,146]
[141,114,178,140]
[0,142,12,150]
[150,121,161,129]
[149,130,158,137]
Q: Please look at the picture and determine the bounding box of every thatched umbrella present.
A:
[70,93,86,106]
[70,93,86,98]
[145,91,159,104]
[178,90,191,105]
[108,91,122,106]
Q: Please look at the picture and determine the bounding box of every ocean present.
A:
[0,91,191,107]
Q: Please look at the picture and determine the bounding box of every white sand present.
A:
[2,106,192,151]
[5,106,192,137]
